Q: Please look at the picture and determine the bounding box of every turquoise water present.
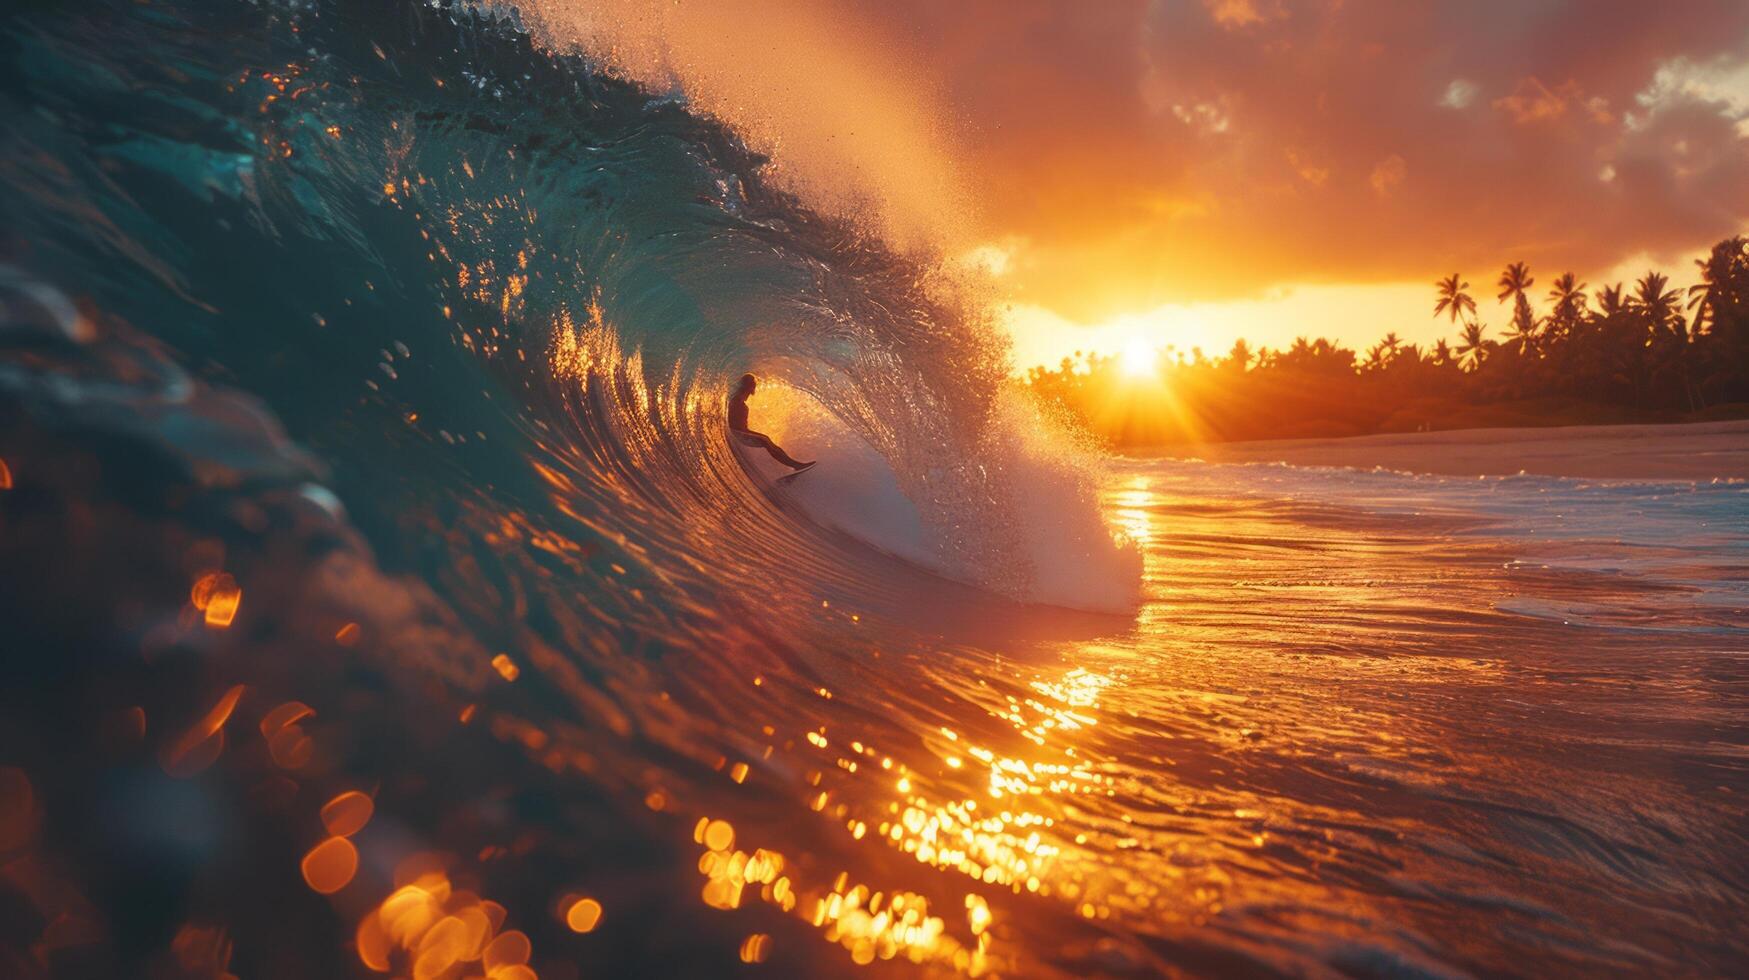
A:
[1,1,1746,976]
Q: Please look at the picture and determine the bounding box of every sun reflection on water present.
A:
[691,815,993,973]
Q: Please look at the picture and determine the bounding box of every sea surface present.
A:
[2,1,1746,977]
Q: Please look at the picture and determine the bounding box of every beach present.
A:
[1163,418,1749,481]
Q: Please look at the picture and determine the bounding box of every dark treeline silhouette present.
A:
[1025,236,1749,445]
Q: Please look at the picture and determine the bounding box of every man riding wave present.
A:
[728,373,813,471]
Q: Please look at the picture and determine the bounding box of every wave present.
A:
[0,0,1136,613]
[0,2,1149,974]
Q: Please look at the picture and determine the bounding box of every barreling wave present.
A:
[0,1,1152,974]
[0,0,1137,612]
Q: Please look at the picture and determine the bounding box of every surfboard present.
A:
[776,461,817,484]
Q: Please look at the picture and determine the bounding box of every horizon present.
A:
[999,244,1742,373]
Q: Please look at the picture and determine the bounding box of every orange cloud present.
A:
[1286,148,1331,186]
[927,0,1749,320]
[1203,0,1272,29]
[1368,155,1407,196]
[1493,77,1614,125]
[534,1,1749,325]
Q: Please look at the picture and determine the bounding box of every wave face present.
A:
[1,0,1132,607]
[0,0,1136,975]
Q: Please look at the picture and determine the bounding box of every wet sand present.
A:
[1161,419,1749,481]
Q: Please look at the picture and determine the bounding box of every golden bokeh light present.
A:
[159,684,245,779]
[688,813,992,974]
[191,572,243,628]
[481,929,530,972]
[260,700,314,736]
[261,701,316,771]
[563,897,602,933]
[738,933,771,963]
[353,861,536,979]
[301,836,358,894]
[320,791,375,838]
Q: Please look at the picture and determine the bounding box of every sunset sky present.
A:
[535,0,1749,369]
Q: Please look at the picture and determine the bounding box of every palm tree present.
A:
[1434,274,1477,325]
[1496,262,1533,303]
[1454,320,1491,370]
[1497,261,1539,348]
[1635,271,1683,338]
[1596,282,1628,317]
[1688,236,1749,334]
[1498,317,1537,355]
[1545,272,1588,339]
[1431,338,1453,366]
[1632,270,1695,409]
[1226,338,1252,372]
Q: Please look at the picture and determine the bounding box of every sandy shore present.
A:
[1156,419,1749,481]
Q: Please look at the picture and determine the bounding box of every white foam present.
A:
[991,393,1142,613]
[736,389,934,569]
[745,383,1141,613]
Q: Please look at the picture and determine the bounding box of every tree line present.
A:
[1024,236,1749,444]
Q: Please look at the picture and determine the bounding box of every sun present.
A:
[1118,340,1159,379]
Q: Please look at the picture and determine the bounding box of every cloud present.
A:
[1636,54,1749,116]
[909,0,1749,319]
[533,0,1749,323]
[1441,79,1481,109]
[1492,77,1613,125]
[1368,155,1407,196]
[1286,149,1330,186]
[1202,0,1274,29]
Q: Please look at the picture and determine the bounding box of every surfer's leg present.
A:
[741,431,811,469]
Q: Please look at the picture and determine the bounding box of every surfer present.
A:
[729,373,813,471]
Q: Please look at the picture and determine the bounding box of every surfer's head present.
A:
[737,373,757,395]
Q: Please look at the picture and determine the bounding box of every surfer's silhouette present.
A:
[729,373,813,471]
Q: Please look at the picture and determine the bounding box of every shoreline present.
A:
[1140,419,1749,481]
